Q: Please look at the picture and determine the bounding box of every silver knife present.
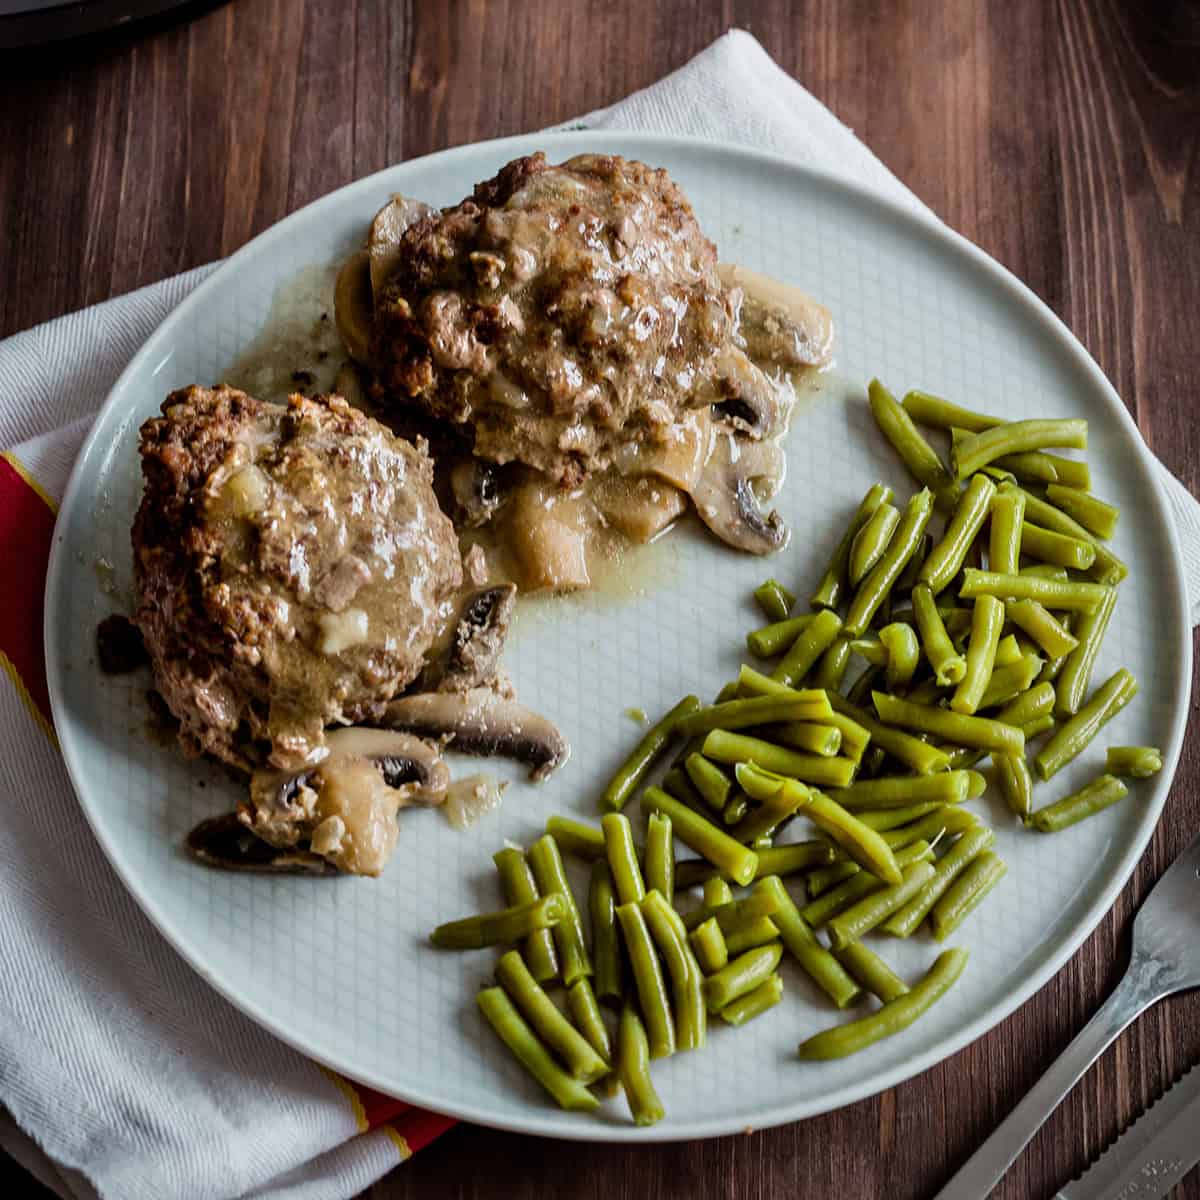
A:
[1055,1063,1200,1199]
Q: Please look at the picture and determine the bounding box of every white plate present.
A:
[45,132,1191,1142]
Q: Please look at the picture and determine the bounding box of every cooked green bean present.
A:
[689,917,728,973]
[828,692,952,774]
[477,986,599,1111]
[884,826,996,937]
[670,840,835,886]
[875,690,1023,757]
[754,578,796,623]
[930,852,1007,939]
[1106,746,1162,778]
[851,802,944,831]
[1036,668,1139,780]
[942,745,986,771]
[830,769,981,810]
[678,692,834,737]
[729,772,812,844]
[601,694,701,812]
[797,948,970,1060]
[988,488,1026,576]
[806,859,863,896]
[977,652,1044,710]
[1021,562,1070,582]
[801,841,933,927]
[747,614,816,658]
[989,449,1087,488]
[722,792,750,826]
[493,847,559,983]
[827,860,938,949]
[920,473,996,594]
[845,488,936,636]
[495,950,609,1082]
[566,978,612,1063]
[601,812,646,906]
[817,711,872,762]
[683,753,734,813]
[1044,484,1119,539]
[952,418,1087,481]
[812,483,894,610]
[959,567,1110,612]
[992,751,1033,818]
[703,877,733,907]
[588,861,623,1005]
[703,730,857,789]
[528,835,592,986]
[641,890,706,1052]
[660,765,708,817]
[849,637,888,667]
[993,634,1022,668]
[545,815,607,861]
[912,584,967,686]
[724,916,781,956]
[682,882,781,933]
[894,531,933,597]
[849,501,902,587]
[888,807,981,850]
[1020,521,1096,570]
[1006,599,1078,660]
[834,942,910,1003]
[770,721,843,757]
[952,594,1004,714]
[616,1001,664,1126]
[641,786,759,886]
[704,942,783,1013]
[644,812,675,903]
[772,608,844,686]
[1021,715,1056,740]
[879,622,921,691]
[717,972,784,1026]
[902,390,1000,432]
[1030,773,1129,833]
[431,893,566,950]
[868,379,959,508]
[1055,583,1118,717]
[615,902,675,1059]
[1004,483,1127,585]
[846,663,883,708]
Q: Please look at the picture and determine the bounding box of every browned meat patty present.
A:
[132,385,462,772]
[372,153,747,486]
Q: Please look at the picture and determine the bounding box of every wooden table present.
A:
[3,2,1199,1196]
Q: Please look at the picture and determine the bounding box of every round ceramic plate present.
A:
[45,132,1190,1141]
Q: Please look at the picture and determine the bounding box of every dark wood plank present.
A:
[1,1,1198,1197]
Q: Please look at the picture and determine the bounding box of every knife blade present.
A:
[1055,1063,1200,1200]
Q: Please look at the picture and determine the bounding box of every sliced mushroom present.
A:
[334,250,375,366]
[449,457,506,528]
[505,477,592,592]
[590,473,688,543]
[719,262,835,369]
[368,194,434,299]
[687,432,789,555]
[710,346,791,440]
[185,813,336,875]
[419,584,517,693]
[383,688,569,781]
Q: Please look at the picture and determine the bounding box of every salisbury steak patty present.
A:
[372,153,740,485]
[133,385,462,772]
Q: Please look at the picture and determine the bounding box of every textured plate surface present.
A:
[45,132,1190,1141]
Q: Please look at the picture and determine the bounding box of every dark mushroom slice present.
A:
[687,433,789,555]
[382,688,569,781]
[419,584,517,694]
[185,813,336,875]
[448,458,507,528]
[710,346,792,440]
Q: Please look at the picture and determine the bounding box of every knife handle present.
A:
[933,948,1179,1199]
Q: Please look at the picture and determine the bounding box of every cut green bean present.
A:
[827,860,938,949]
[920,473,996,594]
[887,808,981,849]
[995,752,1034,818]
[729,772,812,844]
[833,942,910,1004]
[828,692,952,775]
[1006,599,1079,659]
[1019,521,1096,571]
[977,652,1044,710]
[617,1001,664,1126]
[851,802,944,831]
[884,826,996,937]
[812,638,853,692]
[722,792,750,826]
[812,483,893,610]
[1045,484,1119,540]
[845,488,936,636]
[1105,746,1162,778]
[993,634,1022,667]
[545,815,606,861]
[703,877,733,907]
[846,663,883,708]
[806,859,863,896]
[894,531,933,597]
[829,769,981,810]
[703,942,783,1013]
[724,916,781,956]
[689,917,728,973]
[771,721,843,757]
[747,614,816,659]
[902,390,1000,432]
[493,847,559,983]
[880,622,921,691]
[1055,584,1118,717]
[912,584,967,686]
[988,488,1026,576]
[797,948,969,1059]
[754,578,797,623]
[431,893,565,950]
[1003,483,1127,585]
[994,450,1091,489]
[817,711,872,762]
[772,608,843,686]
[528,835,592,986]
[875,691,1023,756]
[602,813,646,906]
[1021,563,1070,583]
[849,502,901,586]
[868,379,959,507]
[477,987,599,1111]
[960,568,1110,612]
[678,692,833,736]
[1036,668,1139,780]
[566,978,612,1066]
[1021,714,1056,740]
[849,637,888,667]
[660,766,709,819]
[930,853,1007,939]
[703,730,857,789]
[666,840,838,888]
[601,695,701,812]
[952,594,1004,714]
[615,902,675,1059]
[641,786,759,886]
[588,861,623,1005]
[641,889,706,1052]
[681,882,781,933]
[801,841,933,927]
[495,950,609,1082]
[684,753,734,812]
[644,812,675,904]
[1029,773,1129,832]
[719,973,784,1026]
[952,419,1088,481]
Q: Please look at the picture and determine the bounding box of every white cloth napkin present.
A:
[2,28,1198,1200]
